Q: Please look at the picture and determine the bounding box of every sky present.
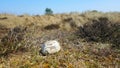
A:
[0,0,120,15]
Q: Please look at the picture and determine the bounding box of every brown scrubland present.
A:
[0,11,120,68]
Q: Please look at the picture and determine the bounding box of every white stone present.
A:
[40,40,61,55]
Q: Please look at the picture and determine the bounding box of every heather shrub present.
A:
[0,25,9,39]
[77,17,120,48]
[0,26,27,56]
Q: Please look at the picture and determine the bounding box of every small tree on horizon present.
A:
[45,8,53,15]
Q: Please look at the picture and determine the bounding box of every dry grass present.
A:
[0,11,120,68]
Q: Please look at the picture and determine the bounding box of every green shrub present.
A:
[45,8,53,15]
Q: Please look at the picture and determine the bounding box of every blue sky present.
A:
[0,0,120,15]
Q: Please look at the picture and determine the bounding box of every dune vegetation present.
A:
[0,11,120,68]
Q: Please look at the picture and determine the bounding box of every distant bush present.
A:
[45,8,53,15]
[0,17,8,20]
[44,24,60,30]
[77,17,120,49]
[91,10,98,12]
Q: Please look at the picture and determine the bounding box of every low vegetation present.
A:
[76,17,120,49]
[0,11,120,68]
